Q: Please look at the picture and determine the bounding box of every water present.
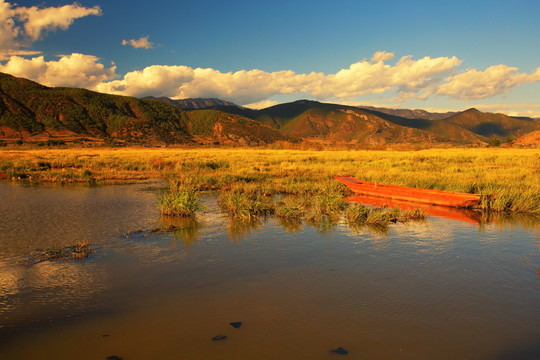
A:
[0,182,539,359]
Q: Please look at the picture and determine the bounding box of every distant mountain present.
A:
[246,100,484,145]
[2,73,538,146]
[147,97,540,145]
[150,97,459,120]
[359,106,457,120]
[0,72,290,145]
[443,108,539,140]
[144,97,239,109]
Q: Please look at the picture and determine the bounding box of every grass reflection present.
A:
[159,215,201,248]
[305,214,339,234]
[277,217,304,232]
[227,218,264,243]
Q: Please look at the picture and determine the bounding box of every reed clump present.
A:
[218,192,274,220]
[158,183,202,217]
[275,197,308,219]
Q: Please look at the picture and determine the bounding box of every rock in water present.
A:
[330,347,349,355]
[212,335,227,341]
[230,322,242,328]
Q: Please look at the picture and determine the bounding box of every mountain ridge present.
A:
[1,72,539,146]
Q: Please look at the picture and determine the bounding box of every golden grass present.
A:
[1,147,539,213]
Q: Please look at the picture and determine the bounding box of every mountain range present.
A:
[1,72,539,146]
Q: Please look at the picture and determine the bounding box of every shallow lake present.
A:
[0,182,539,360]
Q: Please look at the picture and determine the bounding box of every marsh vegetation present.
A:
[0,147,538,214]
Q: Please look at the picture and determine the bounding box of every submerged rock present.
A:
[212,335,227,341]
[230,322,242,328]
[330,347,349,355]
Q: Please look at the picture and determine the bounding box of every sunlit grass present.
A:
[157,185,202,217]
[275,197,306,219]
[218,192,274,220]
[1,147,538,214]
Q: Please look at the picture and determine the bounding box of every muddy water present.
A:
[0,182,539,360]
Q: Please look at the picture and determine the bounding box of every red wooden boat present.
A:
[335,176,492,208]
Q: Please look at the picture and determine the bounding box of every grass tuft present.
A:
[158,185,202,217]
[218,192,274,220]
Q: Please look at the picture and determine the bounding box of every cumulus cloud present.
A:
[0,53,116,89]
[3,47,538,110]
[96,65,193,97]
[93,53,463,105]
[122,36,154,49]
[436,65,540,99]
[309,55,461,100]
[371,51,394,62]
[0,1,101,56]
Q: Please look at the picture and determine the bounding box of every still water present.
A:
[0,182,539,360]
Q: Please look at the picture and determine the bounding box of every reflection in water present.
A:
[0,260,106,327]
[277,217,304,232]
[0,262,22,297]
[228,218,263,243]
[346,194,485,224]
[1,183,539,360]
[347,221,390,235]
[306,214,339,234]
[159,216,201,248]
[488,212,540,230]
[346,194,540,229]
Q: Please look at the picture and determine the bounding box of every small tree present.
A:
[487,137,500,147]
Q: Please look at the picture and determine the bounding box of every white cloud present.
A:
[3,47,539,117]
[122,36,154,49]
[96,65,194,97]
[0,53,116,89]
[93,53,462,105]
[243,100,279,109]
[436,65,540,99]
[0,1,101,56]
[309,55,461,100]
[371,51,394,62]
[0,49,41,61]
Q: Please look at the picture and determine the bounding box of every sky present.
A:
[1,0,540,116]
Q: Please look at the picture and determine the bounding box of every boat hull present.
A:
[335,176,483,208]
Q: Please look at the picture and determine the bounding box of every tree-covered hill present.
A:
[0,73,289,145]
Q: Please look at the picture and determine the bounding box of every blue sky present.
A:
[1,0,540,116]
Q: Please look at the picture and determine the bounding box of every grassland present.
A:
[0,147,539,214]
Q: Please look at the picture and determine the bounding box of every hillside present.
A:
[444,108,540,140]
[0,73,192,144]
[246,100,485,145]
[0,73,288,145]
[149,97,540,145]
[184,109,291,145]
[514,130,540,146]
[1,73,538,147]
[144,97,239,110]
[360,106,457,120]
